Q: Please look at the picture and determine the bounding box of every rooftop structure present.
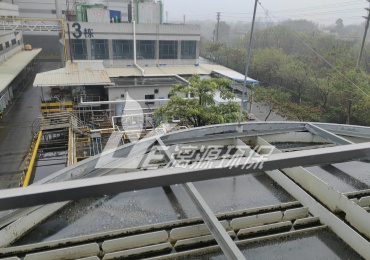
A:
[0,30,41,116]
[0,122,369,259]
[0,1,19,18]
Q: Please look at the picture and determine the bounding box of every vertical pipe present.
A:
[159,1,163,24]
[55,0,62,19]
[238,0,258,125]
[67,23,73,63]
[132,0,137,64]
[135,0,139,24]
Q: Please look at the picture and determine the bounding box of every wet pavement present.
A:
[0,62,60,189]
[14,172,295,245]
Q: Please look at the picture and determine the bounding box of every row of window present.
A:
[71,40,197,60]
[0,38,19,52]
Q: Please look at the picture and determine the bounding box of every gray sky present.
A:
[164,0,368,25]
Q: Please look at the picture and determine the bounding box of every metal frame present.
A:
[155,138,246,259]
[305,123,353,145]
[0,141,369,211]
[0,122,369,259]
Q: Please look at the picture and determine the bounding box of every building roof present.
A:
[33,60,113,87]
[105,67,142,78]
[34,63,258,87]
[105,64,251,78]
[0,49,41,93]
[212,69,259,83]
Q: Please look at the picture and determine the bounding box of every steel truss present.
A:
[0,122,369,259]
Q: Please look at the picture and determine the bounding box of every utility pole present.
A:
[216,12,221,42]
[166,11,168,23]
[183,15,186,24]
[238,0,258,125]
[357,1,370,67]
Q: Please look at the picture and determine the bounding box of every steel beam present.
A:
[183,183,246,260]
[315,123,370,139]
[305,123,353,145]
[0,142,369,211]
[155,138,246,260]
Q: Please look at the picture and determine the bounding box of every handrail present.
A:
[23,131,42,187]
[0,17,68,63]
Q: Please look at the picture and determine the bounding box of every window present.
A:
[136,40,155,59]
[5,41,9,48]
[91,39,109,60]
[145,94,155,105]
[71,39,87,60]
[159,41,178,59]
[0,44,3,51]
[113,40,133,60]
[181,41,196,59]
[11,39,16,45]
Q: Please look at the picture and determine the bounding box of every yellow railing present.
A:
[23,131,42,187]
[0,17,68,62]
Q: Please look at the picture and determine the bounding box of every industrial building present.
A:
[5,0,174,58]
[0,0,41,117]
[1,1,370,259]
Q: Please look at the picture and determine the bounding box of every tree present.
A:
[335,18,344,32]
[253,86,290,121]
[154,75,241,127]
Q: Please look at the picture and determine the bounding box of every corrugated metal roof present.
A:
[212,69,259,83]
[0,49,42,93]
[34,63,257,87]
[106,65,232,78]
[105,67,141,77]
[34,60,113,87]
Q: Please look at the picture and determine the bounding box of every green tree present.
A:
[335,18,344,32]
[154,75,241,127]
[253,86,290,121]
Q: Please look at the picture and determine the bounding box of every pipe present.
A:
[132,0,136,64]
[131,0,145,76]
[67,128,71,167]
[159,0,163,24]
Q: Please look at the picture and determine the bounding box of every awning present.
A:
[212,69,259,84]
[0,48,42,93]
[34,60,114,87]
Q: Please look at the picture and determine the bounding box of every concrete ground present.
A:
[0,62,60,189]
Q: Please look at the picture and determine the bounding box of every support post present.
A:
[216,12,220,42]
[238,0,258,124]
[357,4,370,67]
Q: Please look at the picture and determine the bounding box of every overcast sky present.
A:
[164,0,368,25]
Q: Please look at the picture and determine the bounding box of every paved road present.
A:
[0,62,60,189]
